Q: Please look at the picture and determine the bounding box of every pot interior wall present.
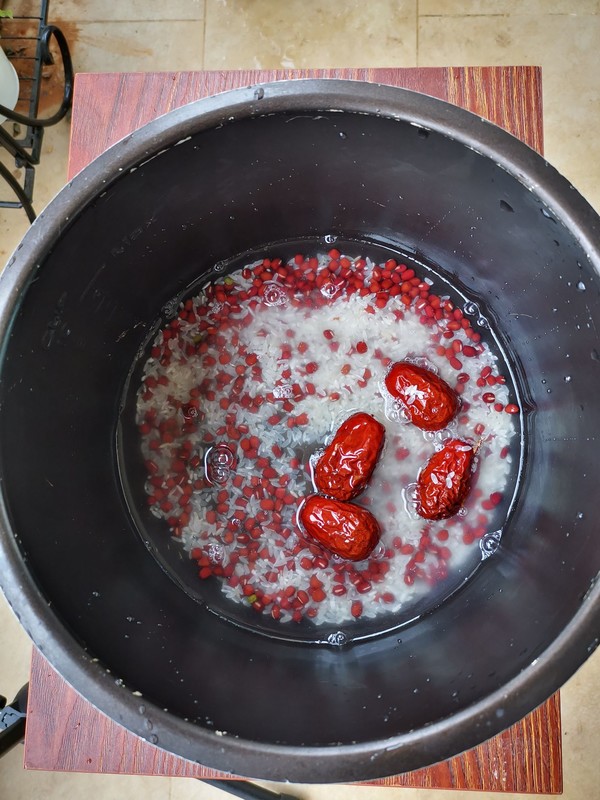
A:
[1,109,599,750]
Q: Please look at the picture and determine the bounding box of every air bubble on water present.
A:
[576,281,586,292]
[92,591,100,597]
[371,542,386,560]
[204,443,236,485]
[380,382,406,425]
[457,506,469,518]
[207,543,225,564]
[339,131,347,140]
[149,734,158,745]
[463,301,480,316]
[161,297,180,319]
[476,315,489,328]
[326,631,348,647]
[253,87,265,100]
[320,279,344,299]
[324,234,337,244]
[138,705,146,715]
[547,388,552,393]
[480,530,502,560]
[541,379,547,385]
[591,349,600,361]
[145,719,153,730]
[577,512,584,519]
[433,425,456,445]
[126,616,134,623]
[273,383,293,399]
[564,375,572,382]
[541,207,556,222]
[261,281,287,307]
[406,354,438,373]
[401,484,421,520]
[208,301,225,322]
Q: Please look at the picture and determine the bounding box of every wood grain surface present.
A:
[25,66,560,793]
[26,649,562,793]
[67,66,542,180]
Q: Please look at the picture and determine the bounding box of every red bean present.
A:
[296,590,309,606]
[351,600,363,618]
[310,588,326,603]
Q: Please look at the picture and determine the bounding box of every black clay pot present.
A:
[0,80,598,783]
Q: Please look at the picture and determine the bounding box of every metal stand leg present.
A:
[201,779,301,800]
[0,1,73,221]
[0,684,27,757]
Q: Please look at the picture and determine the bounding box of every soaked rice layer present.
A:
[136,250,519,627]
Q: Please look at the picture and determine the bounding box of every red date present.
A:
[416,438,475,520]
[385,361,459,431]
[314,412,385,501]
[299,494,381,561]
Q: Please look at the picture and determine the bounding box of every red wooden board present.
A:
[25,66,560,793]
[67,67,543,179]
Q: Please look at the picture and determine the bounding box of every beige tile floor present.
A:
[0,0,599,798]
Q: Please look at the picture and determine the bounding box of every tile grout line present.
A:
[201,0,208,71]
[416,0,420,68]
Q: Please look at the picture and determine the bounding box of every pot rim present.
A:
[0,78,599,782]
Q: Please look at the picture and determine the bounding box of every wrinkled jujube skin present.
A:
[314,412,385,501]
[416,438,476,520]
[299,494,381,561]
[385,361,459,431]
